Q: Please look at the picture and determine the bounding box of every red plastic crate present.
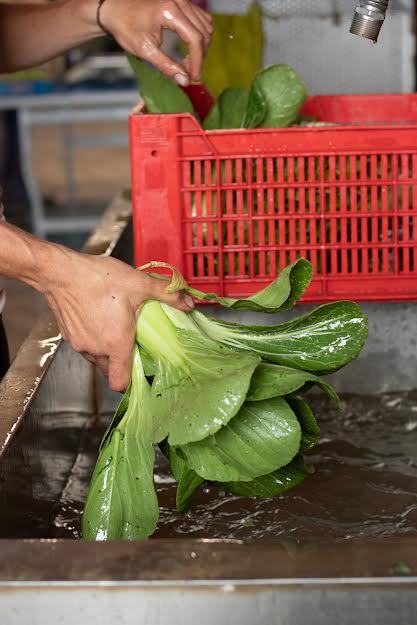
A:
[130,94,417,302]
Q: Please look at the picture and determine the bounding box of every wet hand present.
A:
[44,252,194,392]
[97,0,213,85]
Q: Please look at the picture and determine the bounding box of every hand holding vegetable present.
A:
[98,0,213,84]
[42,252,194,392]
[0,221,194,392]
[0,0,212,82]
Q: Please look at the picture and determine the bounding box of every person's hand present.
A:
[98,0,213,85]
[43,251,194,391]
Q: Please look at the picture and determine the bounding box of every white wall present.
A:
[209,0,415,94]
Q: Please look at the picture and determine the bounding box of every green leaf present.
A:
[203,88,249,130]
[218,454,308,498]
[193,301,368,374]
[243,78,267,128]
[189,258,313,312]
[176,469,204,513]
[138,261,188,293]
[136,301,260,446]
[160,440,184,482]
[127,54,196,116]
[139,347,156,378]
[83,429,124,539]
[311,380,340,404]
[82,349,158,541]
[287,397,320,451]
[179,397,301,482]
[161,443,203,512]
[140,258,312,313]
[99,382,131,452]
[253,64,307,128]
[202,100,221,130]
[247,363,339,404]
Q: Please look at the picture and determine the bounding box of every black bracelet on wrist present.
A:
[97,0,113,38]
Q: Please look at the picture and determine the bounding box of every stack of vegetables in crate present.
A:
[83,259,367,540]
[127,56,311,129]
[129,57,347,291]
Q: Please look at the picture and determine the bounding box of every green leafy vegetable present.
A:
[243,78,267,128]
[176,467,204,513]
[138,261,189,293]
[188,258,313,312]
[99,382,131,452]
[127,54,196,116]
[140,258,313,313]
[203,84,268,130]
[139,348,156,378]
[203,87,249,130]
[84,259,368,541]
[253,64,307,128]
[247,363,339,404]
[218,454,308,498]
[161,443,204,512]
[179,397,301,482]
[83,349,158,540]
[191,301,368,374]
[128,53,308,132]
[288,396,321,451]
[136,300,260,445]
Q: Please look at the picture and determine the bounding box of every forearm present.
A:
[0,221,193,391]
[0,0,101,73]
[0,221,69,294]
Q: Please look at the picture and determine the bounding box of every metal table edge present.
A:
[0,190,132,458]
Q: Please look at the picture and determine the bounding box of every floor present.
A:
[3,121,130,359]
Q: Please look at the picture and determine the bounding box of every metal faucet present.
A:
[350,0,389,42]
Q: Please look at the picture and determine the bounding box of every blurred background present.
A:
[1,0,416,353]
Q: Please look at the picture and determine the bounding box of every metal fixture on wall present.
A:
[349,0,389,41]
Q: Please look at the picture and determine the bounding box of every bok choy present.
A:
[128,56,307,131]
[83,259,367,541]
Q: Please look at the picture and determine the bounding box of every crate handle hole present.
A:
[151,150,158,157]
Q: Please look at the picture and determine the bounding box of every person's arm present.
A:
[0,0,212,83]
[0,221,194,391]
[0,0,99,73]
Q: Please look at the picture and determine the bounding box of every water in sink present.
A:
[3,393,417,541]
